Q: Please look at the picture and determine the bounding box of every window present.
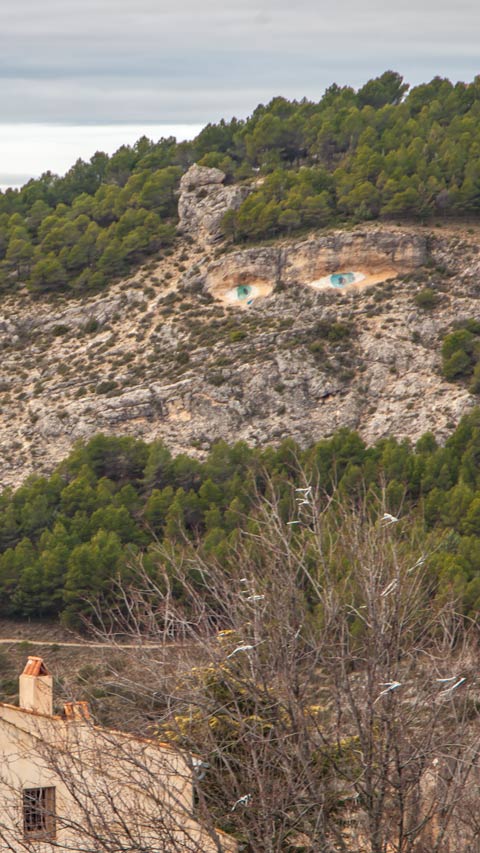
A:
[23,787,56,840]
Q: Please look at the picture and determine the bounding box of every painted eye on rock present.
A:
[236,284,252,300]
[309,271,365,290]
[330,272,356,287]
[225,283,258,305]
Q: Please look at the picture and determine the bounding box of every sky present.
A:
[0,124,203,192]
[1,0,480,187]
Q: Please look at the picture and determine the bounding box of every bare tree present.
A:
[3,484,480,852]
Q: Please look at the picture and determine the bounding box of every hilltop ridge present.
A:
[2,72,480,486]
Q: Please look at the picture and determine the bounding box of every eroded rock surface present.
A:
[178,164,251,245]
[188,228,428,304]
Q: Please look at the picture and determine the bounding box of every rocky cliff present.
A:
[184,227,428,304]
[0,165,479,488]
[177,164,251,245]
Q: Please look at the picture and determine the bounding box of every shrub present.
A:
[176,350,190,365]
[469,362,480,394]
[207,372,226,386]
[311,321,352,343]
[441,328,480,381]
[443,348,472,380]
[414,288,439,309]
[229,330,247,343]
[308,341,326,356]
[95,380,118,395]
[83,319,100,335]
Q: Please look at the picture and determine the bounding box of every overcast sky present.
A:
[2,0,480,125]
[1,0,480,186]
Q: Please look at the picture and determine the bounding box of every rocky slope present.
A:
[0,166,479,489]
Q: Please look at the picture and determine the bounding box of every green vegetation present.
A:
[3,72,480,293]
[4,412,480,624]
[0,150,181,293]
[414,287,440,309]
[441,320,480,388]
[222,71,480,241]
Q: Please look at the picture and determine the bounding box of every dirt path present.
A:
[0,638,166,649]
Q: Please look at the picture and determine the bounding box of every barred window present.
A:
[23,787,56,839]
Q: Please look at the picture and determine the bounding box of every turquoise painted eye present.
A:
[330,272,356,287]
[224,282,261,305]
[236,285,252,300]
[308,271,365,290]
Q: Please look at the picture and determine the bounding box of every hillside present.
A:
[3,71,480,627]
[3,72,480,491]
[0,196,479,491]
[4,73,480,853]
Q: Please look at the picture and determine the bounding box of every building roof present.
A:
[22,656,50,676]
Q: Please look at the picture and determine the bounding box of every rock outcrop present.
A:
[177,164,250,245]
[181,228,428,304]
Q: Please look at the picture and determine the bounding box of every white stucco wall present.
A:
[0,702,236,852]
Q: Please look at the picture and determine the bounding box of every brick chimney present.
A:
[19,657,53,716]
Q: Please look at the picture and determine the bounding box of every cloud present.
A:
[1,0,480,123]
[0,123,204,188]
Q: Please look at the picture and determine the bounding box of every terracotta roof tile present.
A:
[22,657,50,677]
[63,701,91,721]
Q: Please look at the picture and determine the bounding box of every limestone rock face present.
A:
[179,164,225,191]
[178,164,250,244]
[0,223,479,490]
[198,228,428,303]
